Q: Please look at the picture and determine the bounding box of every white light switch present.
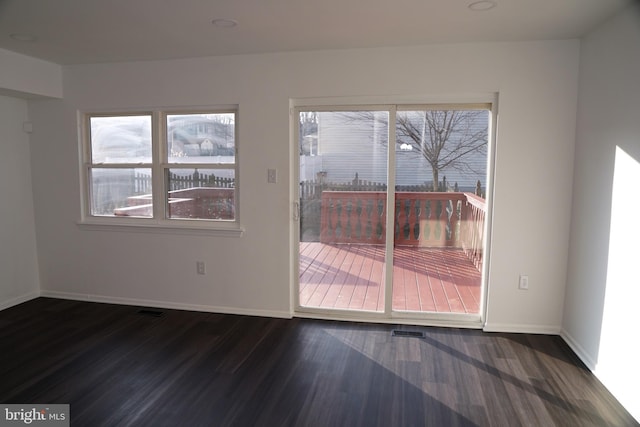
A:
[197,261,206,275]
[518,274,529,290]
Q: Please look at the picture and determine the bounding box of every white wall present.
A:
[0,48,63,99]
[563,3,640,421]
[28,40,579,329]
[0,95,40,308]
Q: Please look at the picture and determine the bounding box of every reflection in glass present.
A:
[167,113,235,164]
[90,116,152,164]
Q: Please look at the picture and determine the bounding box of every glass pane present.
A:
[90,115,152,163]
[395,110,488,192]
[167,113,235,164]
[298,110,388,312]
[167,168,235,220]
[90,168,152,217]
[392,109,489,313]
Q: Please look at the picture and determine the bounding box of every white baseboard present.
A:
[483,322,562,335]
[39,290,292,319]
[0,290,41,311]
[559,328,597,371]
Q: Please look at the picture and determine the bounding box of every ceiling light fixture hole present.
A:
[468,1,497,11]
[211,18,238,28]
[9,33,38,42]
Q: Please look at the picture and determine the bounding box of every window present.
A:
[81,109,239,229]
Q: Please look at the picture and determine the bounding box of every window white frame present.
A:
[78,107,243,237]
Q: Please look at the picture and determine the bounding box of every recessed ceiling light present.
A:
[211,18,238,28]
[9,33,37,42]
[468,1,497,11]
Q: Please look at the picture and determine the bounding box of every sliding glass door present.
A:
[296,103,491,321]
[392,107,489,315]
[298,110,389,312]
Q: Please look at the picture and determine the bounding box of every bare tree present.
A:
[397,110,488,191]
[341,110,488,191]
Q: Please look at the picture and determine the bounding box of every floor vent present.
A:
[391,330,425,338]
[137,309,164,317]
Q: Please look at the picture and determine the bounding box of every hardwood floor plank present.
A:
[0,299,636,427]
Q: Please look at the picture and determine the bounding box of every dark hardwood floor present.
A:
[0,298,636,426]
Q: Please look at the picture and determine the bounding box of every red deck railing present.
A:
[320,191,486,269]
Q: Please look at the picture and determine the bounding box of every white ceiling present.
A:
[0,0,631,65]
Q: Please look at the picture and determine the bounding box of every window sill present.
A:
[77,218,244,237]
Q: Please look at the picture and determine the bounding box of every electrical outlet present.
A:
[518,274,529,290]
[196,261,206,275]
[267,168,277,184]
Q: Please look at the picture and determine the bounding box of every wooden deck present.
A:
[299,242,482,314]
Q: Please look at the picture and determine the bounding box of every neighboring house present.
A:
[167,115,235,158]
[301,111,488,192]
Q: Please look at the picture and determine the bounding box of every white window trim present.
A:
[77,107,243,237]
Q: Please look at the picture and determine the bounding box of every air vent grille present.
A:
[391,330,425,338]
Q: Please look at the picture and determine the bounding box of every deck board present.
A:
[299,243,481,314]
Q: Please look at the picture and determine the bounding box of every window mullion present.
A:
[153,111,166,220]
